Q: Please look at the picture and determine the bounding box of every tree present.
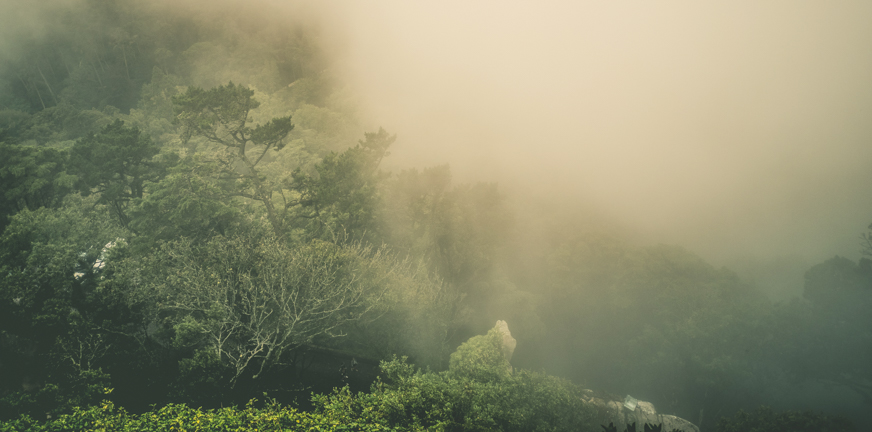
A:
[0,142,74,231]
[127,157,241,244]
[0,110,33,144]
[69,119,166,228]
[132,235,400,385]
[0,195,132,420]
[172,82,294,238]
[290,128,394,242]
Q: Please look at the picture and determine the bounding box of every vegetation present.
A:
[0,397,391,432]
[0,1,866,431]
[2,327,600,432]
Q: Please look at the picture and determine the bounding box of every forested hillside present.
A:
[0,1,869,431]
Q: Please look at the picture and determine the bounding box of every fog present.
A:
[3,0,870,269]
[315,1,872,266]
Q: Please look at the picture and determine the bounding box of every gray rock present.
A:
[580,390,699,432]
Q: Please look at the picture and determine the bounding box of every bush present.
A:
[311,330,599,432]
[0,398,391,432]
[447,328,511,382]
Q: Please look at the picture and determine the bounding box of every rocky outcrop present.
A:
[580,390,699,432]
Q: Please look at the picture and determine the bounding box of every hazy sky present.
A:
[3,0,871,265]
[314,1,872,264]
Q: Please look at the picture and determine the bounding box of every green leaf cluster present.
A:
[1,397,392,432]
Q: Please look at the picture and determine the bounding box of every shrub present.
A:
[0,398,391,432]
[311,331,599,432]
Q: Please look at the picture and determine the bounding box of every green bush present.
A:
[0,398,391,432]
[309,329,599,432]
[447,328,511,382]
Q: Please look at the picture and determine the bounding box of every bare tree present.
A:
[139,236,404,385]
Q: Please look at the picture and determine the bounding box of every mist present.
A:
[1,1,871,430]
[4,0,870,265]
[317,1,872,266]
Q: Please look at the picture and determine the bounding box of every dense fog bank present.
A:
[327,0,872,266]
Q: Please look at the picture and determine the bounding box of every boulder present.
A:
[580,390,700,432]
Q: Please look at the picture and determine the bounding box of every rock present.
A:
[637,401,657,415]
[494,320,517,362]
[581,389,700,432]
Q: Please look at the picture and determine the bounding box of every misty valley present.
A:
[1,1,870,431]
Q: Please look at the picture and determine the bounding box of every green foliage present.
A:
[0,195,135,420]
[23,104,113,144]
[715,406,853,432]
[0,142,73,230]
[174,82,264,145]
[173,81,295,157]
[0,397,390,432]
[0,0,330,114]
[69,119,169,228]
[127,157,242,244]
[314,327,595,431]
[312,354,598,432]
[172,81,296,237]
[448,328,511,382]
[291,128,394,243]
[1,2,169,113]
[0,194,128,310]
[0,110,33,144]
[135,68,182,124]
